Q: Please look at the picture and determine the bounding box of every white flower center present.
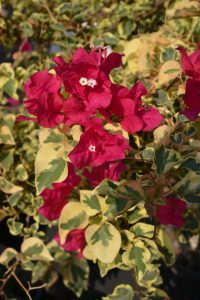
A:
[87,78,97,88]
[79,77,88,86]
[79,77,97,88]
[88,144,96,152]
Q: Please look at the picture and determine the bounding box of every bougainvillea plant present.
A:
[1,40,198,299]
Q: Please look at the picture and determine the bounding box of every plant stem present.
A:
[12,272,32,300]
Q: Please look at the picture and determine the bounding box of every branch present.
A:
[12,272,32,300]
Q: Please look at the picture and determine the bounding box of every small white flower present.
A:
[79,77,88,86]
[88,144,96,152]
[87,79,97,88]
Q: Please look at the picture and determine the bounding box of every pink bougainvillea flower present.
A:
[20,70,65,128]
[102,81,163,134]
[39,163,80,220]
[69,125,129,169]
[16,115,37,123]
[156,196,187,228]
[7,98,20,107]
[54,229,86,258]
[25,93,64,128]
[25,69,61,99]
[83,161,126,187]
[19,40,33,52]
[54,47,123,112]
[63,96,94,127]
[182,78,200,120]
[63,96,103,127]
[89,46,124,76]
[178,45,200,80]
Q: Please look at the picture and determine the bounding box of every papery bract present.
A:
[63,96,95,127]
[19,40,33,52]
[54,229,86,258]
[69,125,129,169]
[25,70,61,99]
[7,98,20,107]
[25,93,64,128]
[83,161,126,187]
[156,196,187,228]
[22,70,65,128]
[102,82,163,134]
[39,163,80,220]
[178,46,200,80]
[182,78,200,120]
[54,48,123,112]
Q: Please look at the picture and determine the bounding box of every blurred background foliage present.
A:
[0,0,200,299]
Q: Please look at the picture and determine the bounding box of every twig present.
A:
[28,281,46,291]
[12,272,32,300]
[0,262,18,293]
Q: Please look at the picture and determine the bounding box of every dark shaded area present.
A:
[161,253,200,300]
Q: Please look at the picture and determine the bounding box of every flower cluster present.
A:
[21,47,165,257]
[178,46,200,120]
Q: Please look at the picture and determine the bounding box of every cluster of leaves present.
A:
[0,1,200,300]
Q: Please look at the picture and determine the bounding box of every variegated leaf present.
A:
[59,202,89,244]
[21,237,54,262]
[85,222,121,263]
[102,284,134,300]
[35,128,71,194]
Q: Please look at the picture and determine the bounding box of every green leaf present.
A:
[154,145,181,175]
[43,130,63,144]
[161,47,177,62]
[0,177,23,194]
[91,223,113,247]
[16,164,28,181]
[35,128,70,194]
[8,191,23,206]
[80,190,102,216]
[103,33,118,45]
[61,259,89,297]
[98,255,122,277]
[20,22,33,37]
[126,202,148,224]
[0,125,15,145]
[60,211,86,230]
[7,218,23,235]
[59,202,89,244]
[85,223,121,263]
[122,240,151,281]
[3,78,18,98]
[173,171,200,203]
[50,23,66,33]
[21,237,54,261]
[181,157,200,174]
[102,284,134,300]
[105,194,129,216]
[0,148,14,170]
[156,229,175,266]
[130,223,154,238]
[0,248,18,267]
[37,158,66,193]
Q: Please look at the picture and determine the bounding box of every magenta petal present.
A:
[87,89,112,111]
[83,161,126,187]
[16,115,37,122]
[177,47,194,78]
[128,81,147,100]
[182,107,200,120]
[157,196,187,228]
[69,125,129,169]
[101,53,124,75]
[141,107,163,131]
